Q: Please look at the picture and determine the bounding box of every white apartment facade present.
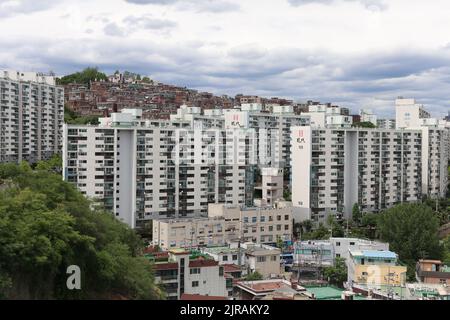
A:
[360,109,377,126]
[395,98,449,198]
[0,70,64,163]
[291,126,422,223]
[63,109,257,228]
[302,104,353,129]
[171,104,311,170]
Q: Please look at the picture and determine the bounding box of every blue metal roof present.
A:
[361,250,397,259]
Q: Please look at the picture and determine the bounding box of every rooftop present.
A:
[351,250,397,259]
[202,246,239,255]
[181,294,227,301]
[305,286,344,300]
[189,259,219,268]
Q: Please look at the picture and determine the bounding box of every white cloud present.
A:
[0,0,449,117]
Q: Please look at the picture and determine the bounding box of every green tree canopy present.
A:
[0,162,163,300]
[323,257,347,288]
[352,203,362,224]
[377,204,443,280]
[353,121,376,128]
[57,67,108,87]
[245,271,263,281]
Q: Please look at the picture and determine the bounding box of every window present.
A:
[284,215,289,221]
[350,242,355,246]
[257,256,266,262]
[192,281,199,287]
[190,268,200,275]
[222,256,228,262]
[232,255,238,260]
[336,242,341,247]
[271,256,277,261]
[252,217,257,223]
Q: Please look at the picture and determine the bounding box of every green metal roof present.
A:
[306,286,344,300]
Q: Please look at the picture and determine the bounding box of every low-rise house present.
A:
[348,250,407,288]
[293,238,389,268]
[150,249,228,300]
[235,279,309,300]
[416,260,450,285]
[243,243,281,278]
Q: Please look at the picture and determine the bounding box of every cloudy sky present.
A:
[1,0,450,117]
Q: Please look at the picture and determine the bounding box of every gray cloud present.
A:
[1,35,449,118]
[103,22,126,37]
[124,0,240,13]
[288,0,387,11]
[123,15,177,30]
[101,15,177,37]
[0,0,58,18]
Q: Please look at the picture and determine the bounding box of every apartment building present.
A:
[302,104,353,129]
[377,119,396,130]
[347,250,407,287]
[0,70,64,163]
[152,202,293,249]
[360,109,377,126]
[153,249,228,300]
[291,126,422,223]
[63,109,257,228]
[395,98,449,198]
[171,104,310,170]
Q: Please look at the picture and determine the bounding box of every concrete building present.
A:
[63,109,257,228]
[347,250,407,287]
[254,167,284,207]
[416,260,450,285]
[152,202,293,249]
[153,249,228,300]
[0,70,64,163]
[235,279,309,300]
[242,243,282,278]
[291,126,422,223]
[395,98,449,198]
[293,238,389,267]
[360,109,377,126]
[201,246,244,266]
[377,119,396,130]
[302,104,353,129]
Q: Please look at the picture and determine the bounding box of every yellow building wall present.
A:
[354,265,407,286]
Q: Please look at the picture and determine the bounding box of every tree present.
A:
[245,272,263,281]
[57,67,108,87]
[327,215,344,238]
[443,236,450,266]
[353,121,376,129]
[378,204,443,280]
[35,154,62,174]
[352,203,362,224]
[323,257,347,288]
[276,236,284,250]
[0,163,163,300]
